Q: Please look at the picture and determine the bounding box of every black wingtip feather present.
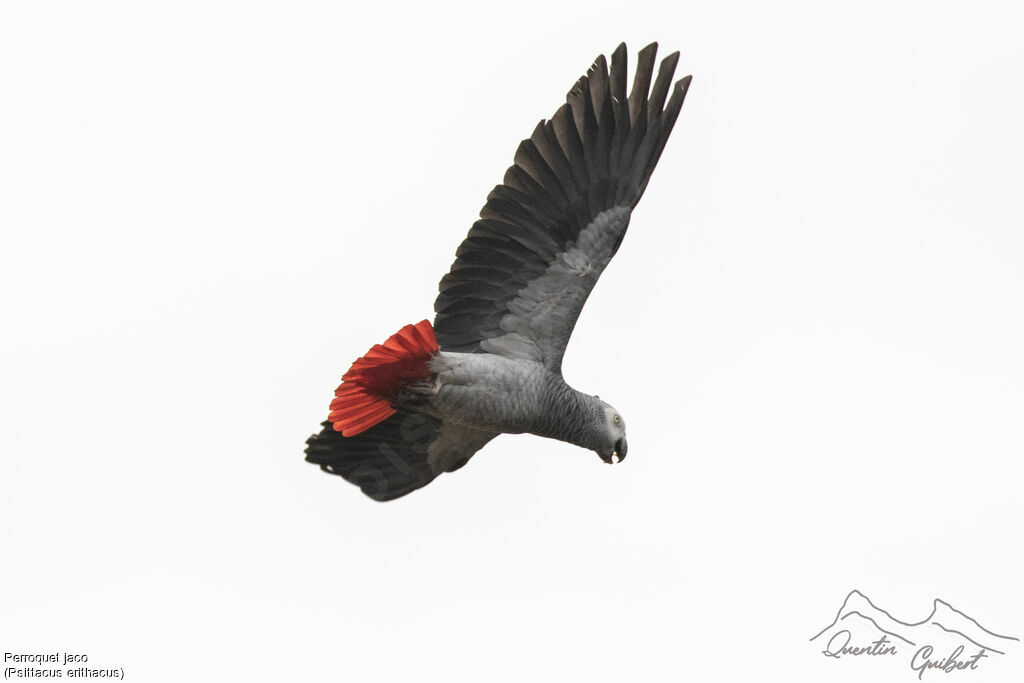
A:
[648,51,681,125]
[588,54,609,121]
[610,43,628,106]
[637,75,692,199]
[305,414,441,501]
[627,43,658,125]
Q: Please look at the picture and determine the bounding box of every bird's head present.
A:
[596,401,628,464]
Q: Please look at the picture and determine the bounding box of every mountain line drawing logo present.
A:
[810,589,1019,679]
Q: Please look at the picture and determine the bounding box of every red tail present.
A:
[328,320,439,436]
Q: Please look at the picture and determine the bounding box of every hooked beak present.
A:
[600,437,628,464]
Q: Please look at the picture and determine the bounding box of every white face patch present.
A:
[602,403,627,450]
[603,405,625,434]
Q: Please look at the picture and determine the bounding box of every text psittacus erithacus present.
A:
[306,42,691,500]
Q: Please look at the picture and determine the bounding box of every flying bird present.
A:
[305,42,691,500]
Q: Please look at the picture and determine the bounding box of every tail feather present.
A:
[328,320,439,436]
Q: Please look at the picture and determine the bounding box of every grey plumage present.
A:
[306,43,688,500]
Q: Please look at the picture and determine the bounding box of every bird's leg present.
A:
[392,377,440,407]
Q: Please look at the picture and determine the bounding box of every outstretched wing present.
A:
[433,42,690,371]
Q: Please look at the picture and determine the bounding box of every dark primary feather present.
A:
[305,411,441,501]
[305,410,497,501]
[434,42,691,368]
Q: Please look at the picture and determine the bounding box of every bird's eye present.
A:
[614,414,620,423]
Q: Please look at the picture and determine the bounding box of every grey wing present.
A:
[427,422,499,475]
[305,410,497,501]
[433,42,691,372]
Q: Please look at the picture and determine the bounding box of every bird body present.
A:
[428,352,614,456]
[306,42,690,500]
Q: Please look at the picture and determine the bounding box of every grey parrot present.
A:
[306,42,691,500]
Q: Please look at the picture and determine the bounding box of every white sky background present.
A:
[2,1,1022,681]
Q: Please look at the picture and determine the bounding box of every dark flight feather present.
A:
[433,42,691,362]
[305,412,441,501]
